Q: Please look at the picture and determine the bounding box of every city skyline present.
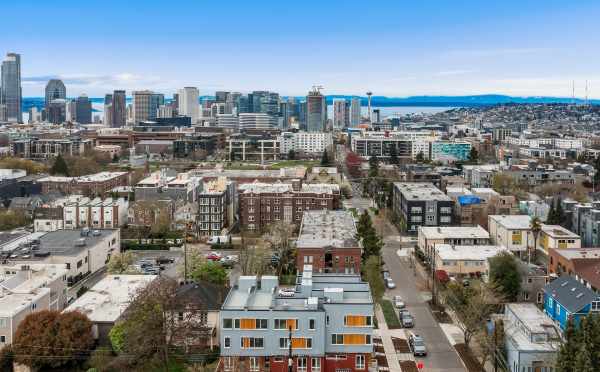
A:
[2,1,600,98]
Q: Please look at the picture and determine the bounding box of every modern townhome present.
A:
[488,214,532,255]
[543,276,600,331]
[295,210,361,274]
[219,266,374,372]
[392,182,454,234]
[417,226,490,261]
[503,303,560,372]
[537,225,581,254]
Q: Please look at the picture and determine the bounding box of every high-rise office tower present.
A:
[178,87,200,124]
[75,95,92,124]
[104,94,113,126]
[132,90,154,124]
[172,93,179,114]
[333,99,348,129]
[47,99,67,124]
[298,101,307,130]
[0,53,22,122]
[215,91,229,103]
[306,88,327,132]
[372,109,381,123]
[350,97,361,127]
[45,79,66,111]
[151,93,164,119]
[248,91,280,114]
[279,101,290,130]
[112,90,126,127]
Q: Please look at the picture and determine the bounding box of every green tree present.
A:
[191,261,228,285]
[468,147,479,164]
[356,211,383,260]
[50,154,69,176]
[415,151,425,163]
[556,319,578,372]
[363,255,384,303]
[12,310,94,370]
[0,210,30,231]
[368,155,379,178]
[321,149,330,166]
[288,149,296,160]
[108,323,126,353]
[488,252,521,301]
[107,252,136,274]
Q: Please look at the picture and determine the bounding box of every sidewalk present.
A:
[375,304,403,372]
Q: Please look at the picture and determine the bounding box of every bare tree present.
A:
[239,238,271,276]
[263,221,296,276]
[442,282,502,347]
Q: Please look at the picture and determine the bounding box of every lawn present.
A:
[269,160,319,170]
[380,299,401,329]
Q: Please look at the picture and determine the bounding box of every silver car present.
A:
[385,278,396,289]
[393,295,405,309]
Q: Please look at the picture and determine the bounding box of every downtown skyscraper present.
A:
[0,53,22,123]
[306,87,327,132]
[112,90,126,127]
[350,97,361,127]
[333,99,349,129]
[178,87,200,124]
[45,79,66,110]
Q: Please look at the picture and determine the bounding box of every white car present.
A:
[385,278,396,289]
[393,295,405,309]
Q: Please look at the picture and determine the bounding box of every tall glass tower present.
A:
[0,53,22,123]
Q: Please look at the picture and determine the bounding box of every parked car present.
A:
[382,270,391,280]
[401,311,414,328]
[408,332,427,356]
[220,255,239,268]
[385,278,396,289]
[462,278,471,287]
[208,235,231,245]
[393,295,405,309]
[156,256,175,265]
[205,251,222,261]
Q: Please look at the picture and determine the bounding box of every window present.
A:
[291,338,312,349]
[356,355,366,370]
[592,301,600,312]
[0,336,5,343]
[326,315,330,327]
[440,216,451,223]
[440,207,452,214]
[240,337,264,348]
[309,319,316,330]
[274,319,297,330]
[0,318,7,328]
[537,292,544,304]
[344,315,373,327]
[297,357,307,372]
[311,358,321,372]
[279,338,289,349]
[331,334,344,345]
[224,337,231,348]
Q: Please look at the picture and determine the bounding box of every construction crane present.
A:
[311,85,324,94]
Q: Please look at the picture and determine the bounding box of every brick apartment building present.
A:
[296,210,361,274]
[548,247,600,292]
[238,183,340,231]
[39,172,129,196]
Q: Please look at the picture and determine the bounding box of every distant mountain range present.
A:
[20,94,599,112]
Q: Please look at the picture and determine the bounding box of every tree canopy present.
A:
[488,252,521,301]
[12,310,94,370]
[556,315,600,372]
[50,154,69,176]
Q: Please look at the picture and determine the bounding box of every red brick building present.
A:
[548,247,600,291]
[238,183,340,232]
[296,210,362,274]
[39,172,130,196]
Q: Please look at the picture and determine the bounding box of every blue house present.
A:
[543,276,600,331]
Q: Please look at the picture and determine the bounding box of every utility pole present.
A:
[431,250,437,305]
[288,325,293,372]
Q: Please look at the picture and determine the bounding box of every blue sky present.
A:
[3,0,600,98]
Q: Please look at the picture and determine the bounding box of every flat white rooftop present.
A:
[435,244,507,261]
[419,225,490,240]
[64,275,156,323]
[489,215,532,230]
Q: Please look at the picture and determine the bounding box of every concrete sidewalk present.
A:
[375,304,403,372]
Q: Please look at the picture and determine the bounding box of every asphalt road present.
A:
[377,215,466,372]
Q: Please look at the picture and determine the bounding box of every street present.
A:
[376,214,466,372]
